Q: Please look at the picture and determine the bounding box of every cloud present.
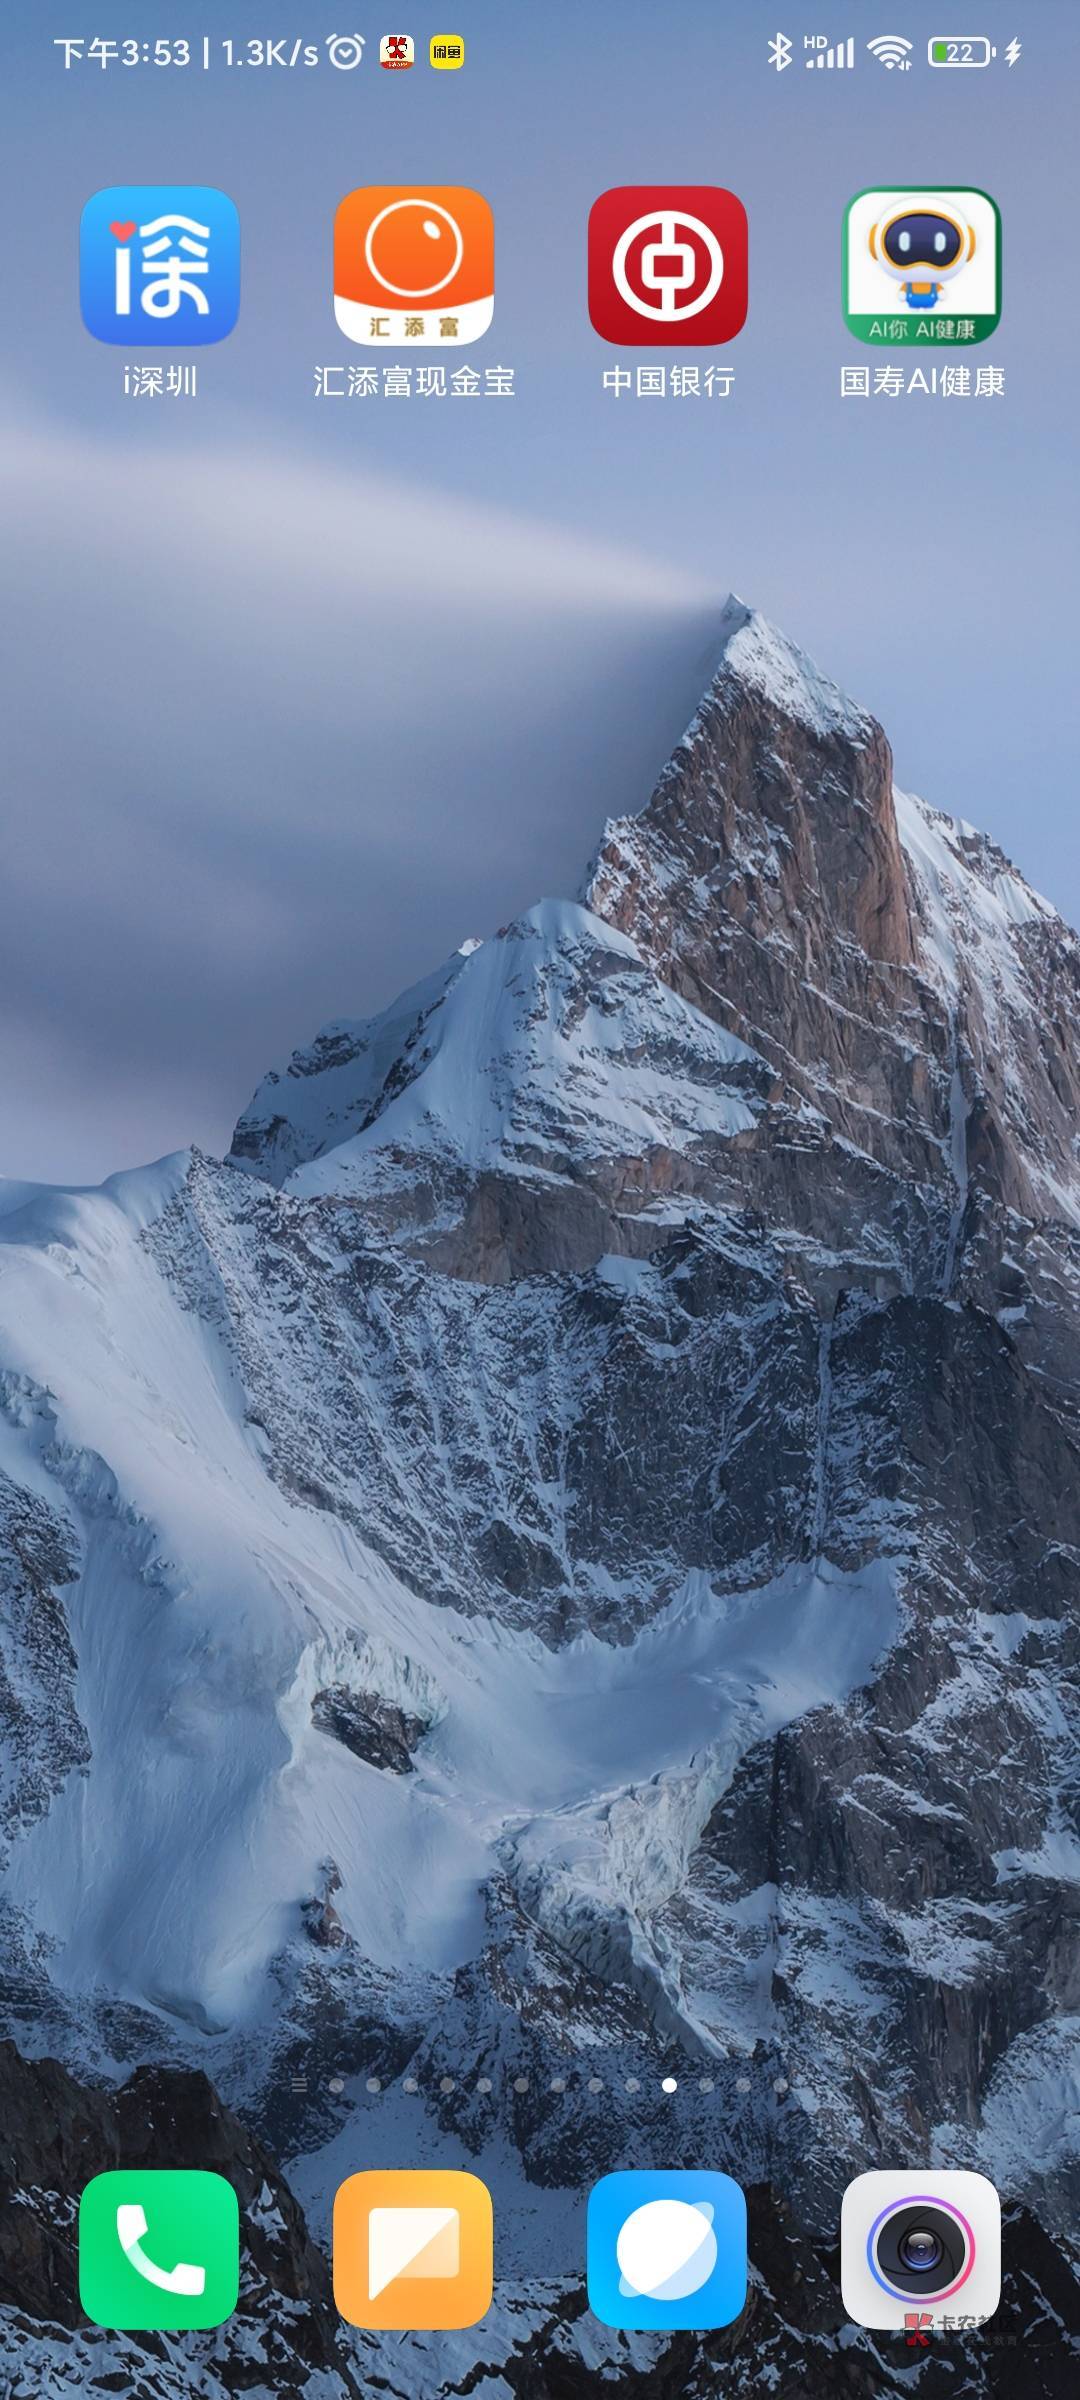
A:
[0,402,717,1184]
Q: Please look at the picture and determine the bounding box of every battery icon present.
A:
[929,35,995,66]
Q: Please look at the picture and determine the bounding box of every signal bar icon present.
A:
[806,38,856,71]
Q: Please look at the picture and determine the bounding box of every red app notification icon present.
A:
[588,186,748,346]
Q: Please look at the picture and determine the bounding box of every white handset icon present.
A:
[116,2202,206,2297]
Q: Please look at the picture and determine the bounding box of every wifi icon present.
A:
[867,35,914,70]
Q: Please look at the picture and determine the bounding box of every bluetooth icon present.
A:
[768,31,793,73]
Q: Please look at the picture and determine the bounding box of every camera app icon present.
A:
[841,2171,1001,2329]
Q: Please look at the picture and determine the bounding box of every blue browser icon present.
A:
[80,186,240,344]
[587,2169,747,2331]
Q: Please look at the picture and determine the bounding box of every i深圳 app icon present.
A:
[80,187,241,344]
[587,2170,747,2331]
[843,188,1000,345]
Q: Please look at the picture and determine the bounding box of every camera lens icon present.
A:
[899,2225,943,2272]
[364,200,465,300]
[841,2171,1001,2330]
[869,2197,973,2300]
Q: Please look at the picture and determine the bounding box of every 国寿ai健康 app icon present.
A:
[842,188,1000,345]
[80,187,241,345]
[587,2170,747,2331]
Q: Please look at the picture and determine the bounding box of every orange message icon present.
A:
[334,185,494,345]
[332,2169,494,2330]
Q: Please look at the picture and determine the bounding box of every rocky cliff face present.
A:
[585,600,1080,1242]
[1,604,1078,2391]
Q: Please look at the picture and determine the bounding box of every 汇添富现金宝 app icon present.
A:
[334,186,493,345]
[80,187,241,344]
[842,188,1000,345]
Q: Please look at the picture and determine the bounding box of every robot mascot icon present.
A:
[867,199,976,311]
[842,186,1001,345]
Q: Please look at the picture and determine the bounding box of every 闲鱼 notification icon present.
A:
[588,187,748,345]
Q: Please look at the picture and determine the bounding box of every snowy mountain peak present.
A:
[582,598,911,988]
[231,605,893,1226]
[230,607,1080,1289]
[704,594,874,746]
[274,899,776,1276]
[230,943,475,1188]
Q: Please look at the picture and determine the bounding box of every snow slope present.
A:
[234,900,769,1220]
[0,1155,895,2042]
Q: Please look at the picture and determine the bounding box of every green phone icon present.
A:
[79,2168,239,2329]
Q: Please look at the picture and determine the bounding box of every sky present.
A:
[2,0,1078,1182]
